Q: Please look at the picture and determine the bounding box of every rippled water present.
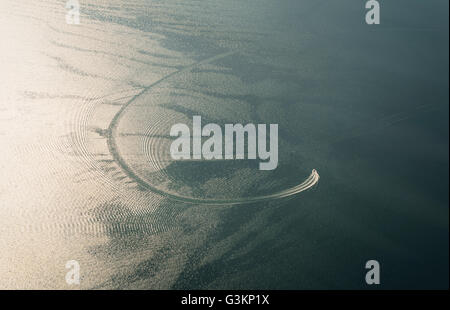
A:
[0,0,448,289]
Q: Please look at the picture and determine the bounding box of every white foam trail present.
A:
[107,51,320,205]
[117,167,319,206]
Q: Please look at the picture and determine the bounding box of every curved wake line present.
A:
[107,51,319,205]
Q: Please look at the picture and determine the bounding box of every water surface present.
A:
[0,0,448,289]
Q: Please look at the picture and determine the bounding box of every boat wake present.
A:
[106,51,320,205]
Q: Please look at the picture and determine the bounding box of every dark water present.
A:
[0,0,448,289]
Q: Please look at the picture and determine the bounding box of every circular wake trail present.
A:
[107,52,319,205]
